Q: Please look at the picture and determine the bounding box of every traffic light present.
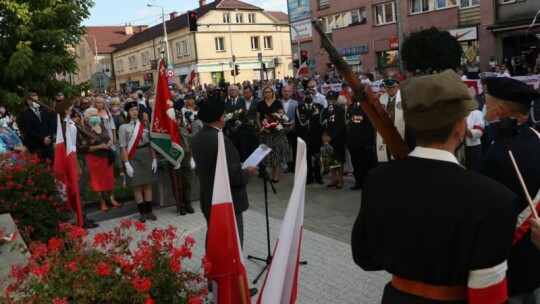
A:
[188,11,198,32]
[293,59,299,69]
[300,50,308,63]
[231,64,240,76]
[262,63,267,72]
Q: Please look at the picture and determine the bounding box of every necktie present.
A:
[232,99,236,108]
[34,109,41,121]
[387,96,396,123]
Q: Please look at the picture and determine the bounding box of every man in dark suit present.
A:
[352,70,519,303]
[191,99,257,247]
[224,85,246,156]
[295,89,324,185]
[19,92,55,163]
[238,86,260,162]
[280,85,299,173]
[477,77,540,302]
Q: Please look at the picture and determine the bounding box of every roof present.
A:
[84,26,147,54]
[115,0,266,52]
[266,11,289,22]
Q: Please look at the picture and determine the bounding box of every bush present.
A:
[2,220,209,303]
[0,152,70,243]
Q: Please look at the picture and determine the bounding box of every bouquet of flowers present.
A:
[225,109,250,128]
[320,134,342,170]
[4,220,209,304]
[261,112,291,132]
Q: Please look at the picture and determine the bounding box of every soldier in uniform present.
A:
[295,89,324,185]
[320,91,346,189]
[345,96,375,190]
[352,70,519,303]
[477,77,540,303]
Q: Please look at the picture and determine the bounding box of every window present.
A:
[79,45,85,58]
[128,55,137,69]
[459,0,479,8]
[248,13,256,23]
[223,13,230,23]
[374,2,396,25]
[176,42,183,57]
[264,36,273,49]
[251,36,260,50]
[351,8,367,24]
[102,62,111,73]
[182,41,190,56]
[81,66,87,78]
[116,59,124,72]
[176,41,189,57]
[410,0,434,13]
[436,0,456,9]
[320,16,331,33]
[499,0,515,3]
[318,0,330,9]
[236,13,243,23]
[141,51,150,66]
[215,37,225,51]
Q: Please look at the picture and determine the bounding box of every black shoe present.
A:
[145,201,157,221]
[350,185,362,190]
[179,208,187,216]
[249,288,258,297]
[83,222,99,229]
[315,179,324,185]
[186,205,195,214]
[88,219,96,224]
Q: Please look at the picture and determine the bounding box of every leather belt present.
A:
[136,143,149,149]
[392,275,467,301]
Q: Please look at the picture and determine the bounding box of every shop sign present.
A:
[344,55,361,65]
[447,27,477,42]
[338,45,369,56]
[389,38,399,50]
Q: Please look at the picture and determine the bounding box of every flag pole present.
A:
[168,164,182,215]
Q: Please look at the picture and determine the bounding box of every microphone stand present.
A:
[247,169,276,284]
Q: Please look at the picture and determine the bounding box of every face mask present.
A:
[89,117,100,124]
[179,94,185,99]
[111,107,120,112]
[32,102,40,109]
[138,94,143,99]
[304,97,313,104]
[0,107,5,114]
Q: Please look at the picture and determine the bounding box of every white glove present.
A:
[151,159,158,173]
[124,162,134,178]
[174,162,181,170]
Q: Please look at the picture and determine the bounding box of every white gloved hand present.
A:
[124,162,134,178]
[174,162,181,170]
[151,159,158,173]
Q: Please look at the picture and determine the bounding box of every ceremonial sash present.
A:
[376,93,405,162]
[512,128,540,244]
[127,120,143,161]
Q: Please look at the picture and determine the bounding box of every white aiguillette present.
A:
[242,144,272,169]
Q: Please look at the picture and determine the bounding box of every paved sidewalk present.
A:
[88,170,390,303]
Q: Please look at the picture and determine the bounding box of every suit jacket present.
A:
[19,107,55,152]
[225,96,246,114]
[295,103,324,146]
[191,125,250,218]
[353,154,518,291]
[244,97,260,121]
[321,104,345,142]
[280,98,298,132]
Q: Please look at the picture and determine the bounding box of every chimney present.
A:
[199,0,206,7]
[125,24,133,35]
[170,11,178,19]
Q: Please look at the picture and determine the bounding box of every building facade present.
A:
[112,0,292,91]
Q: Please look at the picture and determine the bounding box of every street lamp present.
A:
[85,34,99,73]
[289,24,302,72]
[229,11,236,83]
[147,3,171,65]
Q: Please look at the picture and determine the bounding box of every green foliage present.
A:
[401,27,462,72]
[0,0,94,114]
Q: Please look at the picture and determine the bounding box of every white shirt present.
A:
[409,146,460,165]
[465,110,484,147]
[314,92,327,108]
[282,99,290,114]
[63,118,78,152]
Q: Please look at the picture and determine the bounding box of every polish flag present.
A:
[53,115,84,226]
[185,65,196,86]
[295,61,309,79]
[257,138,307,304]
[206,130,251,304]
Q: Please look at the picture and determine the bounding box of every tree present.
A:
[0,0,94,113]
[401,27,462,73]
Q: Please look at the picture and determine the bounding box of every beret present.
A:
[401,69,478,131]
[383,79,400,87]
[124,101,139,112]
[184,93,196,100]
[198,100,225,123]
[484,77,540,107]
[326,91,339,100]
[303,89,317,96]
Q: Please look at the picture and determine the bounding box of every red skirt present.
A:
[86,154,114,191]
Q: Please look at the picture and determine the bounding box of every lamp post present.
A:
[229,15,236,83]
[85,34,99,73]
[289,24,302,74]
[147,3,171,65]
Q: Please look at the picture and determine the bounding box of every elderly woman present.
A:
[0,116,25,153]
[256,85,292,182]
[77,107,120,211]
[118,101,158,223]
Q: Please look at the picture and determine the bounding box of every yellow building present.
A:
[112,0,292,91]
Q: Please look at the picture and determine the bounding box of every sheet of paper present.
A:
[242,145,272,169]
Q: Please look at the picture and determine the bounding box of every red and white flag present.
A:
[206,131,251,304]
[295,61,309,79]
[150,59,184,165]
[185,65,197,86]
[257,138,307,304]
[53,115,84,226]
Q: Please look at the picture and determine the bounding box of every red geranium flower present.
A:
[132,277,152,293]
[94,262,111,277]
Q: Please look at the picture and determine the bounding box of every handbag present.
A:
[107,149,116,164]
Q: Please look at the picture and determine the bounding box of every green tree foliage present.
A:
[401,27,462,73]
[0,0,94,113]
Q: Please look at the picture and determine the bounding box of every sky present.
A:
[82,0,288,27]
